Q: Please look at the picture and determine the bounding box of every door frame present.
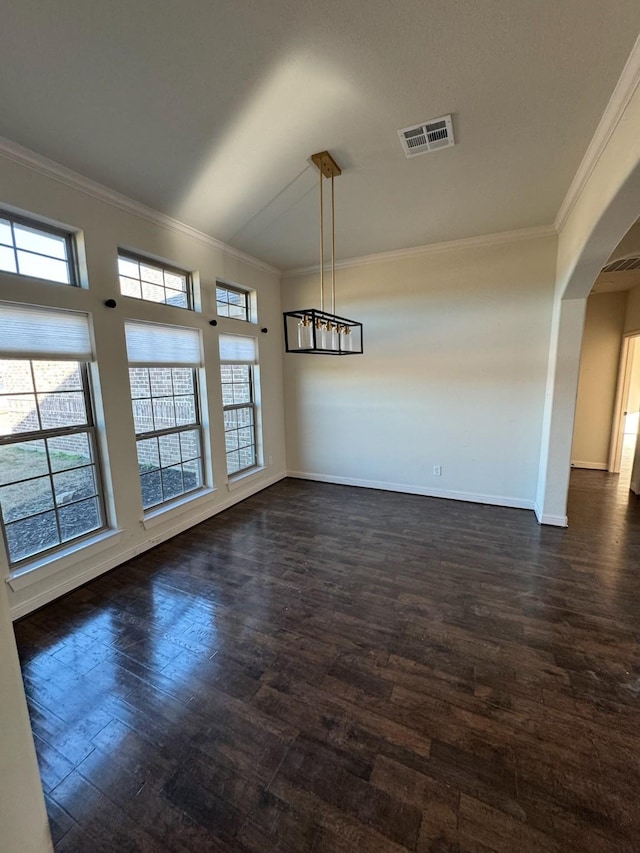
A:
[608,329,640,472]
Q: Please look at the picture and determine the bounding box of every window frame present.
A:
[128,365,205,511]
[0,360,107,568]
[216,282,250,322]
[0,209,78,286]
[118,250,194,311]
[220,362,258,477]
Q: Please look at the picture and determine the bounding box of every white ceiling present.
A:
[1,1,640,270]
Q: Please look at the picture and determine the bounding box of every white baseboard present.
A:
[571,461,608,470]
[9,471,286,620]
[534,503,568,527]
[287,470,535,511]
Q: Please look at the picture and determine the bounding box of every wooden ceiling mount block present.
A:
[311,151,342,179]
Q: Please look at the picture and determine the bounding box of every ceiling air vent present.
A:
[602,256,640,273]
[398,114,455,158]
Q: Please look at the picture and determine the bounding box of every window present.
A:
[0,210,76,285]
[125,321,204,510]
[118,252,192,309]
[216,282,249,321]
[219,334,258,476]
[0,304,104,567]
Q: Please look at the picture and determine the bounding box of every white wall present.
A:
[0,583,52,852]
[571,291,627,467]
[283,234,557,509]
[625,283,640,332]
[0,150,286,618]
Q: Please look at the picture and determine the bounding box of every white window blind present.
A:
[125,320,202,366]
[219,334,257,364]
[0,302,92,360]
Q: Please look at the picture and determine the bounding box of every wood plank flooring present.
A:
[13,470,640,852]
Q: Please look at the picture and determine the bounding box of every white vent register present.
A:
[398,114,455,158]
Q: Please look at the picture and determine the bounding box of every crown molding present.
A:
[554,32,640,234]
[282,224,557,278]
[0,136,281,277]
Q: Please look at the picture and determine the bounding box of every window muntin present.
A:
[0,211,75,285]
[221,363,256,475]
[0,359,105,566]
[129,367,203,509]
[118,252,192,310]
[216,283,249,321]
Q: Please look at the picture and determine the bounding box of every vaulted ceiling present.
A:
[1,1,639,269]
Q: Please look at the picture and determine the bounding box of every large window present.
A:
[0,304,104,566]
[216,282,249,321]
[118,252,192,309]
[126,321,204,510]
[219,334,258,476]
[0,210,76,285]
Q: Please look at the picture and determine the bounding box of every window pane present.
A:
[48,433,92,471]
[232,383,251,405]
[129,368,151,400]
[152,398,176,430]
[171,369,193,395]
[13,224,67,260]
[0,219,12,245]
[38,392,87,429]
[0,476,54,522]
[229,303,247,320]
[53,466,97,505]
[140,470,162,509]
[225,431,239,452]
[5,511,59,563]
[149,368,173,398]
[118,257,139,278]
[226,451,241,475]
[165,272,186,291]
[223,410,238,431]
[182,459,201,492]
[140,264,163,285]
[238,445,256,470]
[3,394,39,434]
[0,245,17,273]
[1,359,34,394]
[17,252,70,284]
[217,302,231,318]
[237,407,253,428]
[179,430,200,461]
[238,427,254,447]
[0,440,48,486]
[141,281,166,303]
[137,437,160,472]
[161,465,184,501]
[120,276,142,298]
[131,399,154,433]
[174,396,196,425]
[32,361,82,392]
[59,497,101,542]
[165,290,188,309]
[158,433,181,468]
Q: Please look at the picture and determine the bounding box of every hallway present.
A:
[13,474,640,852]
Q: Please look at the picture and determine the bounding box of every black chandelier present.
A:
[283,151,363,355]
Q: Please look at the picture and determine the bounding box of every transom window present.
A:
[0,211,76,285]
[118,252,192,309]
[216,283,249,321]
[0,359,105,566]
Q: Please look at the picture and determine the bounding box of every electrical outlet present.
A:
[433,465,442,476]
[268,455,273,466]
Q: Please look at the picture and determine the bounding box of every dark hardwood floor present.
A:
[13,467,640,852]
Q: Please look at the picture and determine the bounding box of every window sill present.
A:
[227,466,266,492]
[142,487,215,530]
[6,528,124,592]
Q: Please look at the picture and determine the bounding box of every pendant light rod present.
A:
[331,173,336,315]
[311,152,341,315]
[319,163,324,311]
